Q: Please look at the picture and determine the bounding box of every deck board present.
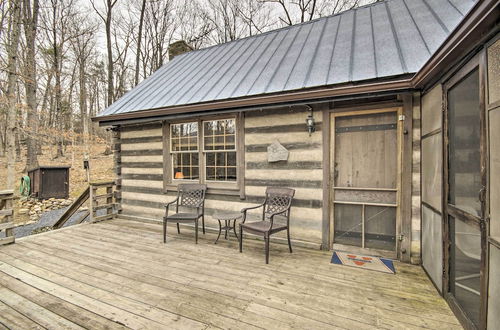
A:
[0,218,461,329]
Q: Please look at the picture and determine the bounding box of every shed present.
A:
[28,166,70,199]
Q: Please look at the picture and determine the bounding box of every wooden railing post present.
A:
[89,181,117,223]
[0,190,17,245]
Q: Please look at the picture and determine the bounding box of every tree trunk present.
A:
[23,0,40,170]
[6,0,22,190]
[134,0,146,86]
[106,6,113,106]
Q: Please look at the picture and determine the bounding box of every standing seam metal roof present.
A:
[98,0,475,117]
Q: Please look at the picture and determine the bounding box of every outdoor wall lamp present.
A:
[305,105,315,136]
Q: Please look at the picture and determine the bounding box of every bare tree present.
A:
[134,0,146,86]
[22,0,40,169]
[5,0,22,189]
[90,0,118,107]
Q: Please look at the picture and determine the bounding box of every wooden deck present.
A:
[0,218,461,329]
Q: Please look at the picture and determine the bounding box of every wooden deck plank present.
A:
[0,256,208,330]
[0,271,128,330]
[76,221,454,310]
[24,222,459,329]
[0,219,461,330]
[0,286,84,330]
[0,299,44,329]
[15,238,378,329]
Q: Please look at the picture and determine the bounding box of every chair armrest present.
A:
[268,210,287,226]
[164,197,179,219]
[240,202,265,223]
[165,197,179,208]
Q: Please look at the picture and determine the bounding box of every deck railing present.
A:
[90,181,120,222]
[0,190,16,245]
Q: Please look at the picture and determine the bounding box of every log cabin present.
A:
[94,0,499,328]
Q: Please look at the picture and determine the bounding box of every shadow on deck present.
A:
[0,218,461,329]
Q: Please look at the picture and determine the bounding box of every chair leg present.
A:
[287,227,292,253]
[177,223,180,234]
[163,218,167,243]
[239,225,243,252]
[264,234,270,264]
[202,215,205,234]
[195,220,199,244]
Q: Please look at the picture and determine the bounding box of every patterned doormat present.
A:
[331,251,395,274]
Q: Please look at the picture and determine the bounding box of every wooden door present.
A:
[330,108,402,258]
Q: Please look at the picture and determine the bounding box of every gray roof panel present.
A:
[97,0,474,118]
[327,10,354,85]
[352,6,377,81]
[305,16,340,88]
[372,4,405,77]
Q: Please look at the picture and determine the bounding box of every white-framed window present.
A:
[167,117,238,184]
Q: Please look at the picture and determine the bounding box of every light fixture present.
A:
[305,105,315,136]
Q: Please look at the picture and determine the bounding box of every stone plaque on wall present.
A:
[268,141,289,162]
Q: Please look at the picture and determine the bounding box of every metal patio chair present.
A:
[163,184,207,244]
[239,187,295,264]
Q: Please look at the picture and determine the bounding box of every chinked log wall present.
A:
[115,105,325,247]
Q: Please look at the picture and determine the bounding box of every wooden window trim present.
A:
[163,113,245,199]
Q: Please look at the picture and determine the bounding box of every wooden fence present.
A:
[0,190,16,245]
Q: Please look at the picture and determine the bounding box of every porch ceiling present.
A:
[0,218,461,329]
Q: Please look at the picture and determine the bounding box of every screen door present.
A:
[332,109,400,255]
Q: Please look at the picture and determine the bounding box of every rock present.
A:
[18,208,29,215]
[267,140,289,162]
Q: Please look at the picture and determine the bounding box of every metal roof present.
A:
[97,0,475,118]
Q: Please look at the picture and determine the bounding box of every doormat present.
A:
[331,251,395,274]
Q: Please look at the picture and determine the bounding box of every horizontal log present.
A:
[122,192,322,209]
[245,131,322,145]
[121,149,163,156]
[120,128,162,139]
[245,122,322,134]
[245,179,322,189]
[120,142,163,151]
[121,162,164,168]
[122,173,163,181]
[121,155,164,163]
[121,167,163,175]
[246,161,322,170]
[245,142,321,152]
[120,136,163,144]
[246,168,323,180]
[120,122,162,132]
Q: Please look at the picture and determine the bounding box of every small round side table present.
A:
[213,212,242,244]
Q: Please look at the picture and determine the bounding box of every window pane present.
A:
[171,122,198,151]
[448,70,481,216]
[203,119,236,151]
[205,151,236,182]
[172,152,199,180]
[450,216,481,327]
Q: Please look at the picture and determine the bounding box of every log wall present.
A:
[116,106,324,247]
